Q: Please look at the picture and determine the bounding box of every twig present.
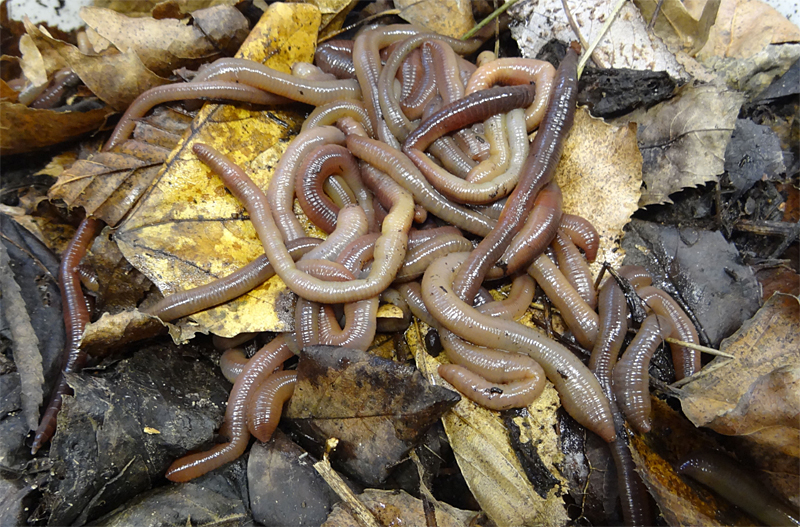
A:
[647,0,667,30]
[313,438,380,527]
[664,337,735,358]
[577,0,627,77]
[462,0,521,40]
[560,0,589,50]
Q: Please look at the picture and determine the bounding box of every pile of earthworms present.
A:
[33,24,712,524]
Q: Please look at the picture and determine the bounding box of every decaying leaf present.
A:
[629,399,755,526]
[554,107,642,273]
[49,106,194,227]
[322,488,480,527]
[115,3,320,338]
[80,5,248,77]
[285,346,460,485]
[509,0,687,80]
[81,310,166,359]
[92,0,239,18]
[0,241,43,430]
[675,294,800,459]
[625,82,744,206]
[634,0,721,54]
[408,322,569,527]
[696,0,800,60]
[395,0,476,40]
[294,0,358,37]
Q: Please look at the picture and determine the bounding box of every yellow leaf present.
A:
[115,3,323,339]
[395,0,476,39]
[554,108,642,273]
[408,321,569,527]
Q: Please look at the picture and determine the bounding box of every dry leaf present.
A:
[81,310,166,359]
[92,0,239,18]
[22,20,170,111]
[286,346,460,485]
[49,106,193,226]
[697,0,800,60]
[115,3,322,338]
[79,5,248,78]
[395,0,476,39]
[625,82,744,207]
[554,108,642,273]
[509,0,687,80]
[290,0,357,36]
[634,0,721,54]
[629,399,755,526]
[675,294,800,458]
[323,489,480,527]
[409,322,570,527]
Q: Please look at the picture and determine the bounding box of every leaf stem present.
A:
[462,0,521,40]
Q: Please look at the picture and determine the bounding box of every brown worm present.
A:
[451,48,579,304]
[30,68,81,109]
[465,113,510,184]
[165,335,292,482]
[465,57,556,131]
[145,237,321,322]
[422,253,615,442]
[636,286,700,380]
[438,364,545,410]
[220,348,248,383]
[678,450,800,527]
[194,143,413,303]
[314,39,356,79]
[192,57,362,104]
[32,217,103,454]
[213,332,257,351]
[103,82,291,151]
[337,233,379,274]
[301,99,374,137]
[246,371,297,442]
[394,233,474,282]
[559,213,599,262]
[400,46,436,120]
[528,253,599,349]
[617,265,652,289]
[476,274,536,320]
[553,230,597,310]
[612,314,673,434]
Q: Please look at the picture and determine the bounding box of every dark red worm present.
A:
[559,213,599,262]
[451,46,579,304]
[553,230,597,309]
[314,40,356,79]
[32,217,102,454]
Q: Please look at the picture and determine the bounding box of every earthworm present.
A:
[31,217,102,454]
[465,113,510,184]
[636,286,700,380]
[422,253,615,442]
[610,437,652,527]
[397,281,437,327]
[301,100,374,137]
[77,31,94,55]
[296,144,373,234]
[294,259,357,282]
[145,237,320,322]
[195,143,414,302]
[103,82,291,151]
[677,450,800,527]
[192,58,362,104]
[617,265,652,289]
[451,47,578,304]
[465,57,557,131]
[559,213,599,262]
[314,40,356,79]
[394,232,474,282]
[337,233,379,274]
[296,297,320,349]
[30,68,81,109]
[397,48,423,103]
[400,44,437,120]
[376,288,412,333]
[291,62,337,82]
[553,230,597,309]
[612,314,673,434]
[498,181,563,274]
[300,205,367,262]
[528,253,599,349]
[213,332,257,351]
[318,297,379,349]
[416,93,478,178]
[476,274,535,320]
[165,335,292,482]
[246,371,297,442]
[323,176,356,208]
[266,126,346,242]
[348,135,496,236]
[437,363,545,410]
[220,348,248,383]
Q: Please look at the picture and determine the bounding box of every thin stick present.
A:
[665,337,735,359]
[561,0,589,50]
[577,0,627,77]
[647,0,667,30]
[313,438,381,527]
[462,0,521,40]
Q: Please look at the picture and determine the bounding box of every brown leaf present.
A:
[0,100,113,155]
[79,5,248,78]
[23,21,170,111]
[49,106,193,226]
[634,0,721,54]
[626,82,744,207]
[93,0,240,18]
[81,310,167,359]
[675,294,800,459]
[629,399,755,526]
[395,0,476,39]
[408,322,569,527]
[289,0,358,36]
[322,489,480,527]
[114,3,322,338]
[555,107,642,273]
[285,345,460,486]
